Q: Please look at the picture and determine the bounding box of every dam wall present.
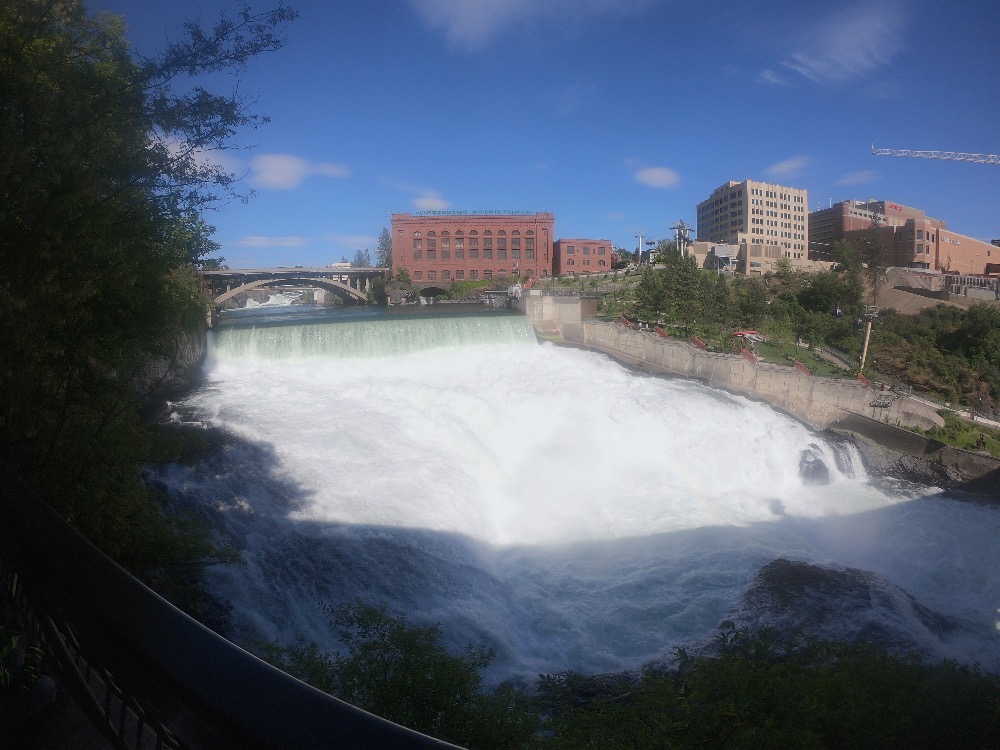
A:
[578,319,944,431]
[519,292,942,432]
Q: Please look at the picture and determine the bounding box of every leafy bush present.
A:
[259,602,537,749]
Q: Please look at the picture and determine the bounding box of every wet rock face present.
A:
[799,446,830,485]
[733,558,958,654]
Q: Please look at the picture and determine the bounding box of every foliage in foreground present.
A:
[537,623,1000,749]
[0,0,294,575]
[261,606,1000,750]
[259,602,537,749]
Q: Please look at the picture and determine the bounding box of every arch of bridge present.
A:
[211,276,369,306]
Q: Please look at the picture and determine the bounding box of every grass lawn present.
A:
[754,341,852,378]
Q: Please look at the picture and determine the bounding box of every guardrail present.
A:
[0,478,462,750]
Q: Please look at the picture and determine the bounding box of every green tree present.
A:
[773,255,793,280]
[831,238,865,308]
[860,215,889,305]
[633,268,666,320]
[375,227,393,268]
[260,602,536,749]
[0,0,296,568]
[351,248,372,267]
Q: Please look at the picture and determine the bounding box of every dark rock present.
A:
[799,446,830,485]
[731,558,959,655]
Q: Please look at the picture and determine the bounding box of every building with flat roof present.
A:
[553,238,613,275]
[808,200,997,274]
[696,179,817,275]
[390,212,555,288]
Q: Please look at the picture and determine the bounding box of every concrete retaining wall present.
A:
[579,319,944,432]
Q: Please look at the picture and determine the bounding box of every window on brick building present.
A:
[456,270,464,279]
[484,249,493,260]
[497,238,506,250]
[442,249,450,260]
[455,250,464,260]
[428,250,436,261]
[413,271,422,280]
[470,248,479,259]
[526,249,535,260]
[470,270,478,279]
[483,270,492,279]
[413,249,422,261]
[498,249,507,260]
[512,250,520,260]
[428,270,436,280]
[442,270,450,280]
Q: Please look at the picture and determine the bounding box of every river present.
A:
[148,302,1000,682]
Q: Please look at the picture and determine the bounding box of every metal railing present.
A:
[1,479,463,749]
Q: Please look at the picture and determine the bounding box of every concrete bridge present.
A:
[198,266,389,313]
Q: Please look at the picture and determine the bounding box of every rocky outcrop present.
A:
[731,558,959,655]
[135,327,207,396]
[832,428,1000,502]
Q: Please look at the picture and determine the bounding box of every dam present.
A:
[149,304,1000,682]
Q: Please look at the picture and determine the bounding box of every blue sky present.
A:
[89,0,1000,268]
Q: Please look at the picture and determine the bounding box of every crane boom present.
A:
[872,145,1000,165]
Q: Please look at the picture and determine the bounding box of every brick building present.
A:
[808,200,997,274]
[553,238,613,275]
[390,211,555,287]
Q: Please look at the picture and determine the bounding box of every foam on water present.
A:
[152,312,1000,681]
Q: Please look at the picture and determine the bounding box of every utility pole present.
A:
[670,220,694,257]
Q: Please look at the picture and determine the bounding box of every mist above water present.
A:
[153,309,1000,681]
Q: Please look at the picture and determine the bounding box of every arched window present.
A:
[454,230,464,236]
[412,231,422,238]
[484,230,492,236]
[512,230,520,236]
[469,230,478,235]
[498,229,507,236]
[441,230,449,236]
[427,231,436,237]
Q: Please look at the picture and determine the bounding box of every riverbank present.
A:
[518,296,999,500]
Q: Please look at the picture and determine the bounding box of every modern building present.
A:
[553,238,613,275]
[808,199,998,275]
[695,179,814,275]
[390,211,555,287]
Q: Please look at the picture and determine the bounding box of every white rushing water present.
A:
[153,308,1000,682]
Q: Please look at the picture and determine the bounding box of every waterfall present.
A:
[150,307,1000,682]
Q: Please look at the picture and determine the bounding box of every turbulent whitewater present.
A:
[152,307,1000,681]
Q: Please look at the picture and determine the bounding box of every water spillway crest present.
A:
[152,308,1000,682]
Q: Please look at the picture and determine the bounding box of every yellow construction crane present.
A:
[872,145,1000,165]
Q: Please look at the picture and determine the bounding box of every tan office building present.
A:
[696,179,811,274]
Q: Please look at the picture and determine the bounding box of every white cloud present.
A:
[757,68,790,87]
[834,170,879,186]
[325,233,378,249]
[231,235,309,248]
[764,156,811,179]
[385,178,452,210]
[250,154,351,190]
[634,166,680,189]
[408,0,653,47]
[413,193,451,210]
[777,2,906,85]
